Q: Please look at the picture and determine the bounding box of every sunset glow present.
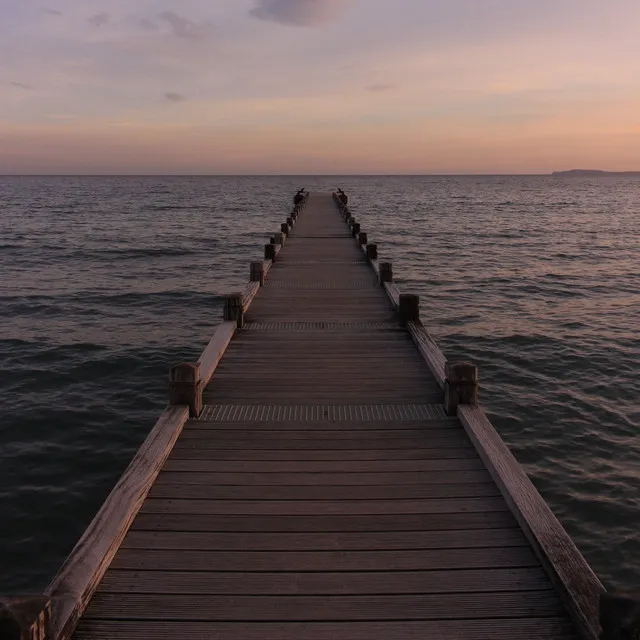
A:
[3,0,640,174]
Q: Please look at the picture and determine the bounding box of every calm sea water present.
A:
[1,175,638,593]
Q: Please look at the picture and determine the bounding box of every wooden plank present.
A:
[97,566,552,595]
[121,528,527,551]
[162,458,485,473]
[170,445,478,459]
[73,618,580,640]
[146,482,500,500]
[138,496,509,515]
[110,546,540,572]
[459,405,603,640]
[384,281,400,309]
[131,511,519,532]
[407,320,447,389]
[152,468,494,486]
[241,281,260,311]
[44,406,189,640]
[82,590,565,621]
[196,321,236,387]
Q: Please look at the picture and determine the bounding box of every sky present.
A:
[2,0,640,174]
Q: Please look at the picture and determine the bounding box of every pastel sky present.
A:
[2,0,640,174]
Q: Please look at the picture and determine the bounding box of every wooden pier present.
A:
[2,191,634,639]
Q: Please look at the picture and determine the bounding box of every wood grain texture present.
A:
[407,320,448,388]
[196,321,235,387]
[459,404,603,640]
[45,406,188,640]
[73,618,580,640]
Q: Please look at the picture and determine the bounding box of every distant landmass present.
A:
[552,169,640,176]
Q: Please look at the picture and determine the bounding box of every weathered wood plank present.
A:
[131,511,519,533]
[162,458,484,473]
[458,405,604,640]
[110,546,539,572]
[196,321,236,387]
[97,566,552,595]
[84,590,565,621]
[407,320,447,389]
[152,468,494,486]
[74,618,580,640]
[146,482,500,500]
[121,527,526,551]
[44,406,189,640]
[138,496,509,515]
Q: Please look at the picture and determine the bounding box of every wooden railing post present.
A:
[265,244,276,261]
[444,362,478,415]
[223,293,244,329]
[599,592,640,640]
[280,223,289,236]
[358,232,368,246]
[366,243,378,261]
[379,262,393,284]
[351,222,360,238]
[274,232,285,246]
[0,596,50,640]
[398,293,419,324]
[286,216,294,228]
[344,209,352,221]
[169,362,202,418]
[250,261,265,286]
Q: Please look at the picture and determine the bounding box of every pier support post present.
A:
[344,209,352,221]
[599,592,640,640]
[250,261,265,286]
[366,244,378,261]
[351,222,360,238]
[0,596,50,640]
[274,232,285,246]
[444,362,478,416]
[398,294,419,324]
[286,216,294,228]
[358,232,368,246]
[169,362,202,418]
[379,262,393,284]
[265,244,276,261]
[224,293,245,329]
[280,223,289,236]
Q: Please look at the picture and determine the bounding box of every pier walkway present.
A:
[3,192,622,640]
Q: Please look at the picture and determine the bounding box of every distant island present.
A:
[552,169,640,176]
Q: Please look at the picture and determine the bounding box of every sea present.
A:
[0,175,638,594]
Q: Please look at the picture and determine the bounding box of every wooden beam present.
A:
[406,321,447,389]
[444,362,478,415]
[169,362,202,418]
[458,404,604,640]
[197,321,236,387]
[44,406,189,640]
[384,281,400,309]
[241,282,260,312]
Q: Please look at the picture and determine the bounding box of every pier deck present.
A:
[5,192,613,640]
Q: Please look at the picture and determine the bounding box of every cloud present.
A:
[367,83,396,92]
[88,13,110,28]
[165,92,186,102]
[11,82,33,90]
[249,0,353,27]
[158,11,212,40]
[42,8,62,16]
[138,18,159,32]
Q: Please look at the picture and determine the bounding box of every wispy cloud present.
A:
[249,0,353,27]
[158,11,212,40]
[11,81,33,90]
[138,18,159,32]
[88,12,110,28]
[165,92,186,102]
[42,8,62,17]
[367,83,396,92]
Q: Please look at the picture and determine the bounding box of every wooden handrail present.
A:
[459,404,604,640]
[197,321,236,388]
[44,406,189,640]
